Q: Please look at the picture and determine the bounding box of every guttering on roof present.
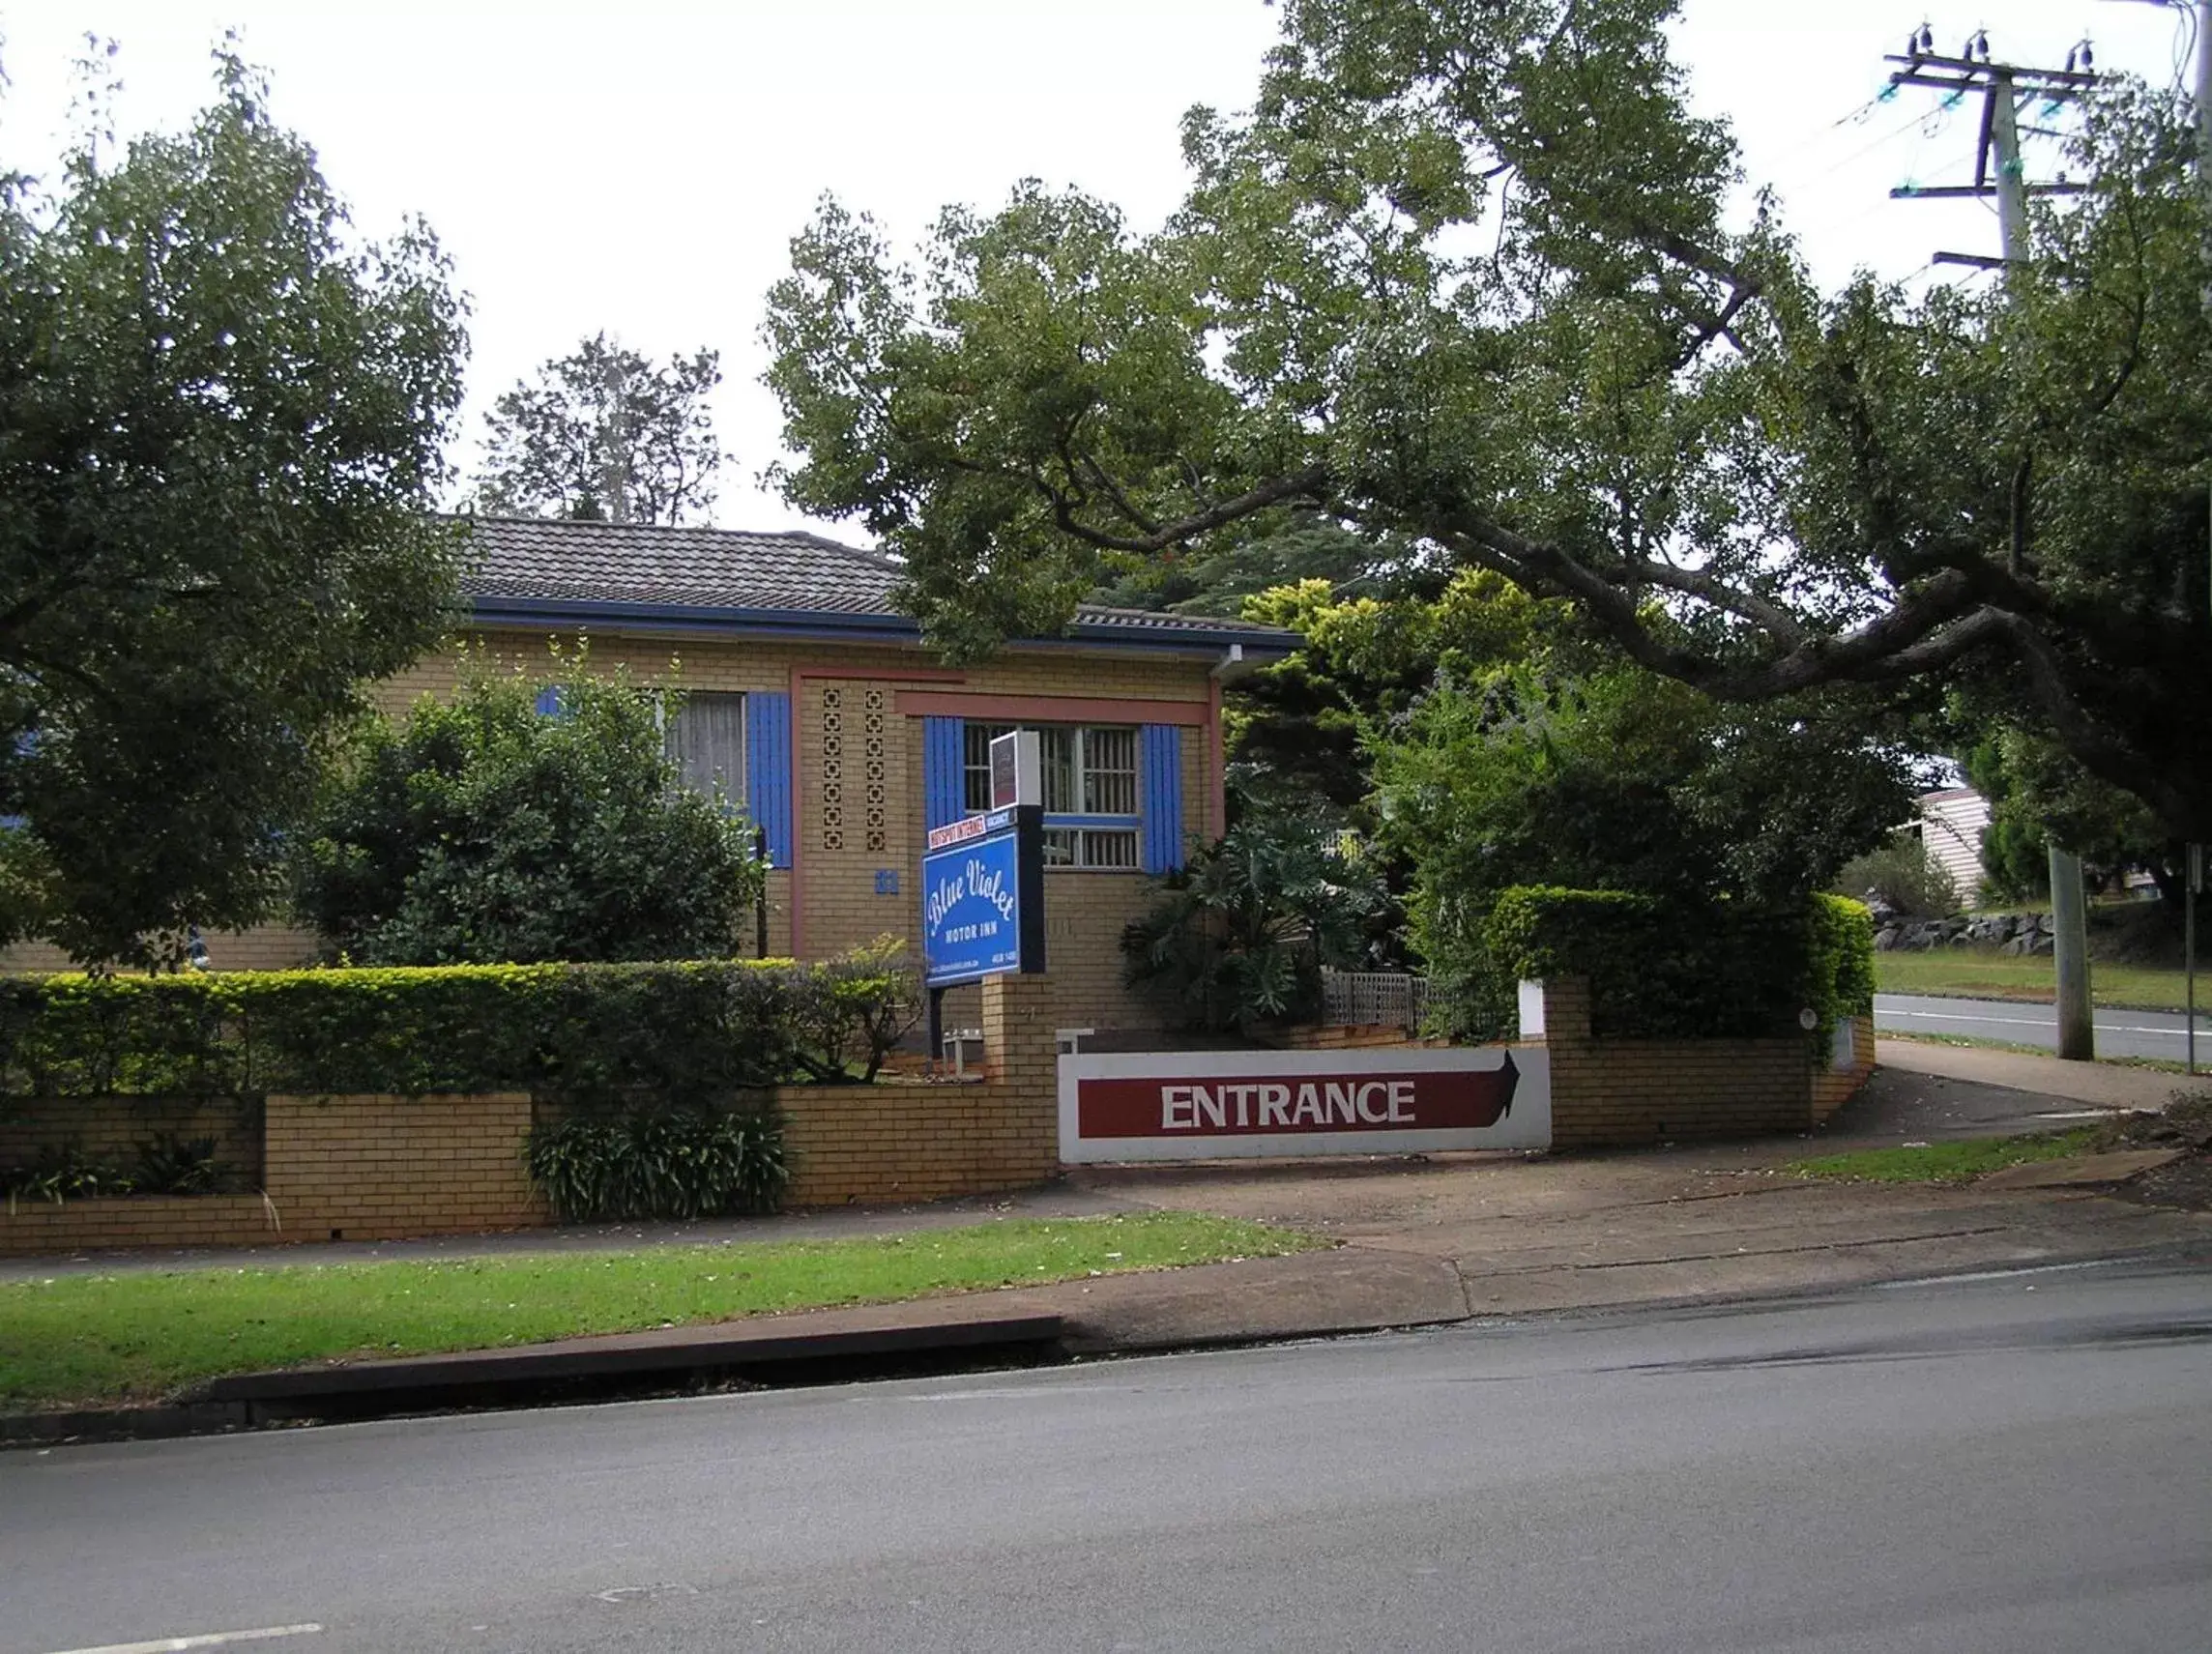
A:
[465,595,1299,657]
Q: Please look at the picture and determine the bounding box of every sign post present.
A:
[920,732,1047,1071]
[2189,842,2201,1077]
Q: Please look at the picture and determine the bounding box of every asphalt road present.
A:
[7,1261,2211,1654]
[1877,990,2212,1062]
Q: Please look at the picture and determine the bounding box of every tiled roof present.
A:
[459,516,907,614]
[456,516,1298,650]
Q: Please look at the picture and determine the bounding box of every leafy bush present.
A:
[295,653,765,965]
[1488,886,1875,1047]
[130,1133,234,1196]
[2,1136,238,1206]
[3,1145,133,1208]
[1373,667,1912,1036]
[1121,800,1389,1031]
[524,1107,790,1223]
[1833,833,1960,918]
[0,952,917,1104]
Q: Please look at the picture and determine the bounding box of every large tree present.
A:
[0,52,468,966]
[478,334,722,524]
[763,1,2212,843]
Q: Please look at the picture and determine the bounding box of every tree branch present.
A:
[1047,466,1331,553]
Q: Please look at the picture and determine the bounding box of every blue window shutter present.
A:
[1140,724,1184,873]
[923,717,966,829]
[534,685,566,718]
[744,692,794,869]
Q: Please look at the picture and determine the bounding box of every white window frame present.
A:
[963,722,1142,872]
[664,690,747,814]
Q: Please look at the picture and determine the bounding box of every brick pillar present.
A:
[981,972,1061,1175]
[1535,977,1591,1045]
[981,971,1056,1084]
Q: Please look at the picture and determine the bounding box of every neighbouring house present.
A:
[1911,786,1992,905]
[1,517,1295,1038]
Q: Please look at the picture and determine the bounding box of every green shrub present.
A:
[1,1135,235,1206]
[0,951,917,1104]
[1488,886,1875,1048]
[1833,833,1960,917]
[129,1133,234,1196]
[2,1145,132,1208]
[294,653,766,965]
[523,1106,790,1223]
[1121,796,1390,1032]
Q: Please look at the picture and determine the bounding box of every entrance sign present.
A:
[922,804,1046,988]
[1059,1046,1550,1162]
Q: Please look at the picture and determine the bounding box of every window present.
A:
[962,722,1141,870]
[665,692,746,809]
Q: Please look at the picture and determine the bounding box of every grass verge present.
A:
[1788,1126,2103,1186]
[0,1212,1322,1412]
[1874,950,2197,1013]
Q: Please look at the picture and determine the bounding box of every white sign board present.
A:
[1059,1046,1551,1163]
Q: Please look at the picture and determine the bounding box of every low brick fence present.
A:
[0,975,1062,1257]
[1531,977,1874,1148]
[0,972,1872,1256]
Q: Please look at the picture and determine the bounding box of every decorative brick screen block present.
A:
[261,1091,546,1241]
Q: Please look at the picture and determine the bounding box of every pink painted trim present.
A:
[1208,673,1227,840]
[787,664,969,958]
[892,690,1208,726]
[788,668,806,957]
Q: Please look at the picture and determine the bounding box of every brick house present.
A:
[5,517,1295,1036]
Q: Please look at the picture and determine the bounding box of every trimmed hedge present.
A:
[1488,886,1875,1046]
[0,954,919,1107]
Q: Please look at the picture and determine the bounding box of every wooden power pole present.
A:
[1886,31,2100,1060]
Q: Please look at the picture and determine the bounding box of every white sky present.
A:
[2,0,2198,536]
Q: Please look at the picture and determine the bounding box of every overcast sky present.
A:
[3,0,2199,536]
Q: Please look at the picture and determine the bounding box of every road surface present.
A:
[1877,990,2212,1063]
[5,1258,2210,1653]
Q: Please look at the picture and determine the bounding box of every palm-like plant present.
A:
[1122,800,1388,1032]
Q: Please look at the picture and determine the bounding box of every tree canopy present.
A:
[0,53,468,965]
[479,334,723,525]
[764,0,2212,843]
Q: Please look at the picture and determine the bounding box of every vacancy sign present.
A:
[1058,1046,1551,1163]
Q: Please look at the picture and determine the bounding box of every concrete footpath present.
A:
[8,1040,2210,1440]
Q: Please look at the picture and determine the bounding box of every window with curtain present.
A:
[962,722,1140,870]
[665,692,746,811]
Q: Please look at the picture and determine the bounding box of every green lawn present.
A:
[1788,1126,2103,1185]
[1875,950,2197,1012]
[0,1212,1322,1411]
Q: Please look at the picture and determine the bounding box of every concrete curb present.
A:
[2,1310,1063,1447]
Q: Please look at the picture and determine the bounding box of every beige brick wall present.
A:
[0,1096,263,1183]
[780,1080,1057,1205]
[0,1194,277,1253]
[1811,1014,1877,1123]
[260,1091,547,1241]
[1537,978,1873,1148]
[2,924,318,976]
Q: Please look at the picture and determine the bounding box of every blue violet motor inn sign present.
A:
[922,733,1046,1069]
[922,809,1022,984]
